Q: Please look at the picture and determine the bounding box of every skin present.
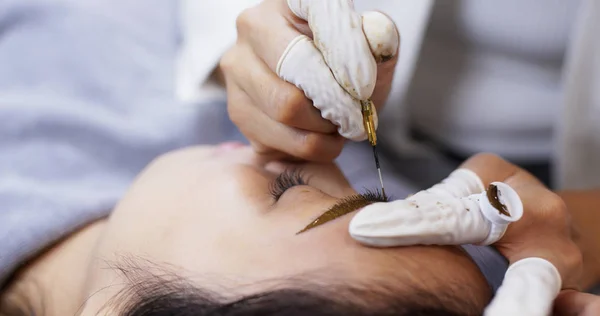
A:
[558,190,600,289]
[214,1,600,298]
[1,144,490,316]
[456,154,600,315]
[555,290,600,316]
[215,0,600,311]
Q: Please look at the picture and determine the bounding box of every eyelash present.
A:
[357,188,390,202]
[269,169,308,201]
[268,169,391,203]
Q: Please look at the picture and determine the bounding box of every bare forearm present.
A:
[557,189,600,290]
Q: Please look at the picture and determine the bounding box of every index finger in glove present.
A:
[350,154,580,273]
[350,153,557,247]
[287,0,377,100]
[238,1,370,141]
[233,2,338,135]
[349,153,525,247]
[350,154,580,315]
[350,153,582,316]
[256,0,399,141]
[279,7,399,141]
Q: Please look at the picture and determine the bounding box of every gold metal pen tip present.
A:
[360,99,377,146]
[360,99,386,199]
[361,99,386,199]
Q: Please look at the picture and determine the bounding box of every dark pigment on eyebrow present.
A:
[487,184,511,217]
[296,190,388,235]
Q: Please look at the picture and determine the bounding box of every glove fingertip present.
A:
[483,258,561,316]
[287,0,308,20]
[277,35,310,77]
[362,11,400,63]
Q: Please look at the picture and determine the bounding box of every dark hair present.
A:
[99,257,482,316]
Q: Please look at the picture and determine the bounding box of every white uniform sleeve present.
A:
[175,0,261,103]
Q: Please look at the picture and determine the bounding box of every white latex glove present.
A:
[349,170,523,247]
[222,0,400,162]
[277,0,399,141]
[349,154,583,316]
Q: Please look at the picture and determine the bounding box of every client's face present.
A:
[81,144,490,314]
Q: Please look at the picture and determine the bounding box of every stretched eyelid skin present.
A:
[285,162,356,198]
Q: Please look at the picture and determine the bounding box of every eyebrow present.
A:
[296,191,387,234]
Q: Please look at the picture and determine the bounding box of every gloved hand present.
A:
[349,153,584,316]
[220,0,399,162]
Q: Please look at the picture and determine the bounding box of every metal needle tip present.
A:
[372,145,386,200]
[377,166,386,199]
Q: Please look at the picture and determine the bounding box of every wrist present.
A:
[557,189,600,289]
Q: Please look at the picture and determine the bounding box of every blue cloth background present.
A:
[0,0,512,295]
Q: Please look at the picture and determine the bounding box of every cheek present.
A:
[215,216,392,282]
[192,224,344,281]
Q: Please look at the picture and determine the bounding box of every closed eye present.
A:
[268,168,309,202]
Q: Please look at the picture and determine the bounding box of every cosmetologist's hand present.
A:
[349,153,584,316]
[554,290,600,316]
[219,0,399,162]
